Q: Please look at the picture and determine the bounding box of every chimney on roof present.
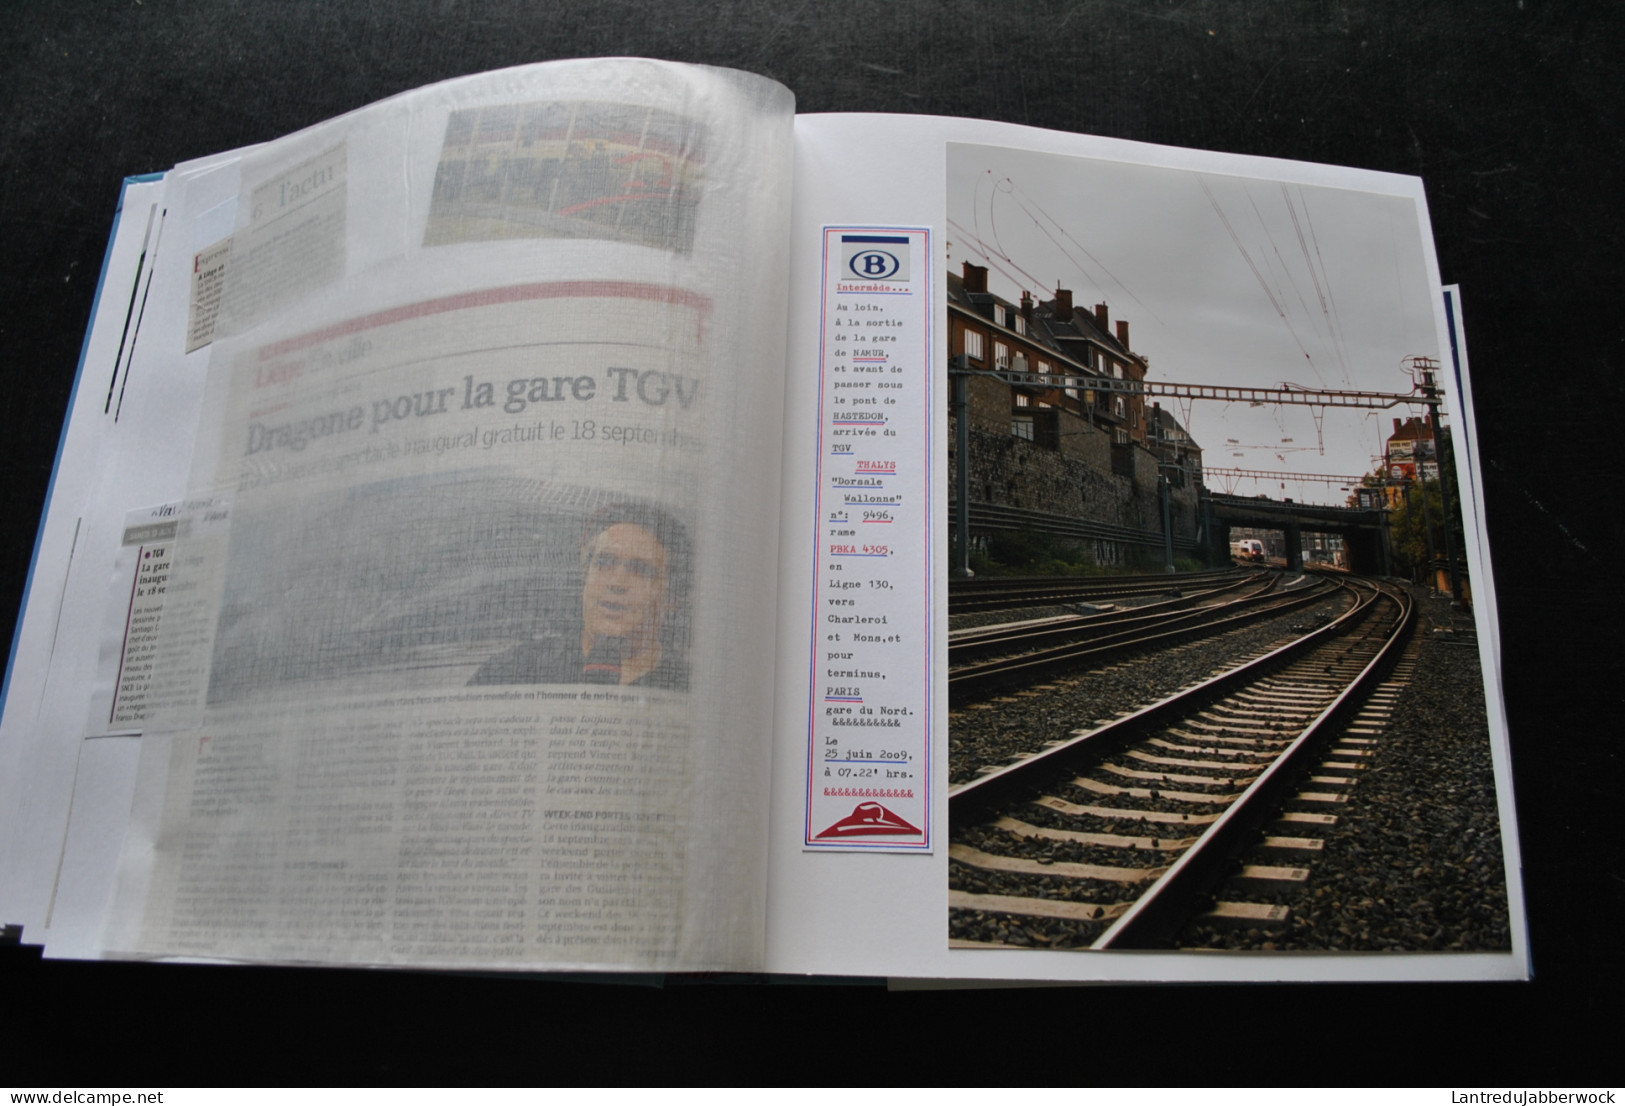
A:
[1095,303,1109,332]
[1394,418,1402,434]
[962,262,988,294]
[1054,287,1073,321]
[1020,291,1033,323]
[1116,320,1130,348]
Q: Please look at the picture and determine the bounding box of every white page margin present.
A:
[768,114,1528,984]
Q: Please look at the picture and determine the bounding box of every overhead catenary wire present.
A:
[962,176,1070,297]
[950,156,1425,507]
[948,217,1043,299]
[1200,174,1322,373]
[1243,182,1329,388]
[1003,177,1164,325]
[1298,188,1350,376]
[1284,182,1353,385]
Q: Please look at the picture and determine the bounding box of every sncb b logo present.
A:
[847,249,901,280]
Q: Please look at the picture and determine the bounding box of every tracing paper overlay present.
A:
[104,60,794,971]
[1,65,1526,988]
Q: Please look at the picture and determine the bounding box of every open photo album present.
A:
[0,58,1526,983]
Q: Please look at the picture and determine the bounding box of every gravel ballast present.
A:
[948,582,1514,954]
[1178,587,1513,952]
[949,592,1350,784]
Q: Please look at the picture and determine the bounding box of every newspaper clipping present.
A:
[106,61,794,972]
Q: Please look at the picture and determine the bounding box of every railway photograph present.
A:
[943,141,1520,959]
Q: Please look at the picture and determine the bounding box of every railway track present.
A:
[949,568,1261,616]
[949,572,1269,660]
[947,574,1415,950]
[950,570,1335,704]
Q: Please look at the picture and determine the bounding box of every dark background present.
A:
[2,0,1619,1086]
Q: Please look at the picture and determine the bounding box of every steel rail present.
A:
[948,576,1336,704]
[1092,579,1415,948]
[949,569,1252,615]
[951,568,1245,592]
[949,573,1270,662]
[948,575,1368,822]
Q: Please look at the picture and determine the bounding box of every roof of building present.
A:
[1148,403,1202,456]
[948,266,1140,372]
[1386,415,1434,443]
[948,265,1204,455]
[1149,403,1187,434]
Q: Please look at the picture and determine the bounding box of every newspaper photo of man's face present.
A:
[468,501,692,691]
[202,476,692,701]
[582,522,669,658]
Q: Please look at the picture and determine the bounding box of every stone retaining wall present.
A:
[949,408,1205,564]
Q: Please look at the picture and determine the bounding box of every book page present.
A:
[99,60,794,972]
[0,171,219,945]
[769,113,1525,983]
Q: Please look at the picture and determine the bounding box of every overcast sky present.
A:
[947,142,1444,505]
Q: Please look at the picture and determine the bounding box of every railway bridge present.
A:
[1208,492,1388,572]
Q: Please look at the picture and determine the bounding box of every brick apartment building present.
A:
[948,262,1207,565]
[1381,414,1440,508]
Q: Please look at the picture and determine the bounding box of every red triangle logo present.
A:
[814,801,921,839]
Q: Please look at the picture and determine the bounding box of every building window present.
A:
[1014,393,1030,407]
[1012,415,1035,441]
[994,342,1010,369]
[963,329,984,361]
[1114,397,1126,419]
[1015,315,1027,335]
